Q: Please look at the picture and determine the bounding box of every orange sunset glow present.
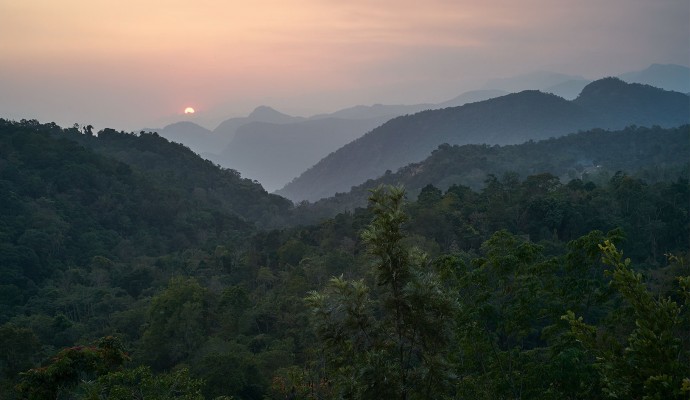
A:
[0,0,687,130]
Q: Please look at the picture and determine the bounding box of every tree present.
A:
[0,324,42,396]
[141,277,213,370]
[564,241,690,399]
[77,366,204,400]
[306,186,456,399]
[15,336,128,399]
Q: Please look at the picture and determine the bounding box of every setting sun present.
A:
[184,107,195,114]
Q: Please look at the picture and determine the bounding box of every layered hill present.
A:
[278,78,690,202]
[212,105,305,147]
[144,121,220,155]
[145,106,304,156]
[294,125,689,222]
[211,116,393,192]
[572,77,690,127]
[619,63,690,93]
[69,127,292,227]
[479,64,690,99]
[0,119,292,289]
[211,90,511,191]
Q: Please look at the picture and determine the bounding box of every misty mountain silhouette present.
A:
[147,106,304,156]
[211,106,304,150]
[144,121,221,155]
[542,79,591,100]
[207,90,511,192]
[435,89,509,108]
[478,64,690,99]
[211,116,391,192]
[247,105,302,121]
[619,64,690,93]
[482,71,587,93]
[310,103,432,120]
[277,78,689,202]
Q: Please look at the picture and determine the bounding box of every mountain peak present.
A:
[578,77,627,96]
[249,105,290,120]
[576,76,679,101]
[164,121,209,131]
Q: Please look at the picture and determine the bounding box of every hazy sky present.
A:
[1,0,688,130]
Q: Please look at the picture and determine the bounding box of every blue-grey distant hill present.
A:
[619,64,690,93]
[480,64,690,99]
[145,106,304,156]
[208,90,507,192]
[143,121,219,155]
[212,106,305,147]
[211,116,392,192]
[277,78,690,202]
[482,71,587,93]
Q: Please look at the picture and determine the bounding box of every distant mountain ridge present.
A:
[143,121,220,155]
[619,64,690,93]
[277,78,690,202]
[146,89,514,163]
[206,90,510,191]
[482,71,587,93]
[144,106,304,156]
[209,116,392,192]
[480,64,690,99]
[212,106,305,144]
[144,64,689,194]
[310,103,431,120]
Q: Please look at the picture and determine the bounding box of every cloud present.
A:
[0,0,687,129]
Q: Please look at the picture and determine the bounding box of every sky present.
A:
[1,0,688,131]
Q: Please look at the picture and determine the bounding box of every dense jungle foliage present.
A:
[0,119,688,399]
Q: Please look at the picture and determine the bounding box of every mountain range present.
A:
[619,63,690,93]
[145,106,303,156]
[207,116,392,192]
[277,78,689,202]
[144,64,689,197]
[153,90,507,192]
[482,64,690,99]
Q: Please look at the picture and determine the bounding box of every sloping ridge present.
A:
[277,78,689,202]
[217,116,390,192]
[149,121,222,155]
[573,77,690,127]
[295,124,689,223]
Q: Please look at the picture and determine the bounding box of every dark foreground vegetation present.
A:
[0,119,688,399]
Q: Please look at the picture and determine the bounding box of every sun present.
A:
[184,107,195,114]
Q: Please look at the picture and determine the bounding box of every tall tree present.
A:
[307,186,455,399]
[564,242,690,399]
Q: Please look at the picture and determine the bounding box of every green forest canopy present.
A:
[0,119,688,399]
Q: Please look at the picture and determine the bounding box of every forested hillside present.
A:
[0,119,688,399]
[278,78,689,202]
[0,118,290,297]
[65,125,291,227]
[296,125,689,222]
